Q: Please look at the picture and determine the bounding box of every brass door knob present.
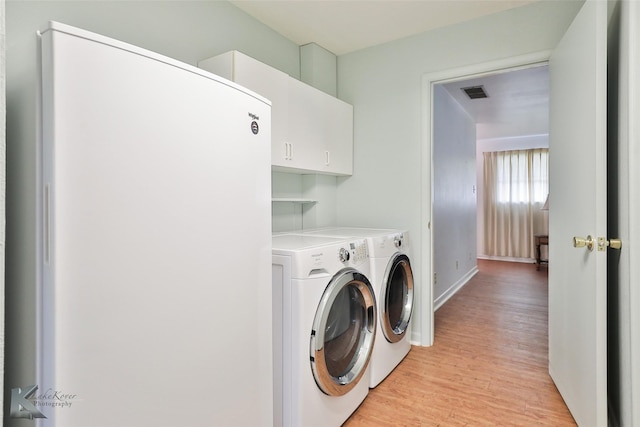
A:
[609,239,622,250]
[573,235,594,251]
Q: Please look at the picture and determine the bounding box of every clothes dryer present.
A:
[272,234,376,427]
[301,228,414,388]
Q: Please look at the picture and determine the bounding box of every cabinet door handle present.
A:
[288,143,293,160]
[325,150,330,166]
[285,142,292,160]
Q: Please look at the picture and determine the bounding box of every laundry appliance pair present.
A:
[272,228,415,427]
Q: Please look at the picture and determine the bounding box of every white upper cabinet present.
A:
[198,51,290,169]
[199,51,353,176]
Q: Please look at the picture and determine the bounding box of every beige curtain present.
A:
[483,148,549,258]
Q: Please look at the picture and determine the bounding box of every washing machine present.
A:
[301,228,414,388]
[272,234,377,427]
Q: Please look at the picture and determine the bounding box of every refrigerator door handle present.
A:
[44,183,51,264]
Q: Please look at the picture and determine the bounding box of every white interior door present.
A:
[548,1,608,425]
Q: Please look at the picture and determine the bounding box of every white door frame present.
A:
[419,50,552,346]
[621,1,640,424]
[629,1,640,421]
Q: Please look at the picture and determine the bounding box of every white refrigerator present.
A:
[35,22,272,426]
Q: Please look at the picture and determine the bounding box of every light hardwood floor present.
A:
[343,259,576,426]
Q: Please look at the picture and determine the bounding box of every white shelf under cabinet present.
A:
[271,198,317,204]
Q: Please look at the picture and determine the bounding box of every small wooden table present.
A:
[535,234,549,270]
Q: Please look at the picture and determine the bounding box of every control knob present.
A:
[338,247,350,263]
[394,235,403,248]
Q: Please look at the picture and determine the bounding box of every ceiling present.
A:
[230,0,549,140]
[442,65,549,140]
[230,0,540,56]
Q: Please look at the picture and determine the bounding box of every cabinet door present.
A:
[286,77,324,172]
[287,77,354,175]
[322,96,353,175]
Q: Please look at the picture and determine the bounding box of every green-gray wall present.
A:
[335,0,584,343]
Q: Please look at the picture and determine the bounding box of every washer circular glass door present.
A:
[310,268,376,396]
[380,253,414,343]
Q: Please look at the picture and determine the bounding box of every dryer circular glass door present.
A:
[380,253,414,343]
[310,268,376,396]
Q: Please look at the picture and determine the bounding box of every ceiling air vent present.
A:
[462,85,488,99]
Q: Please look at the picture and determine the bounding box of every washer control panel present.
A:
[339,239,368,265]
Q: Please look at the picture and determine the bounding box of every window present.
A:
[494,149,549,204]
[483,148,549,259]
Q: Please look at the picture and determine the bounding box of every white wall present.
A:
[272,172,307,232]
[271,172,337,232]
[336,0,583,343]
[432,85,477,308]
[5,2,299,420]
[302,174,338,229]
[300,42,337,97]
[618,3,640,424]
[476,134,549,260]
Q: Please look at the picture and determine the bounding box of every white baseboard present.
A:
[433,266,479,311]
[477,255,536,264]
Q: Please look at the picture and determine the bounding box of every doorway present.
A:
[432,64,550,312]
[419,51,551,346]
